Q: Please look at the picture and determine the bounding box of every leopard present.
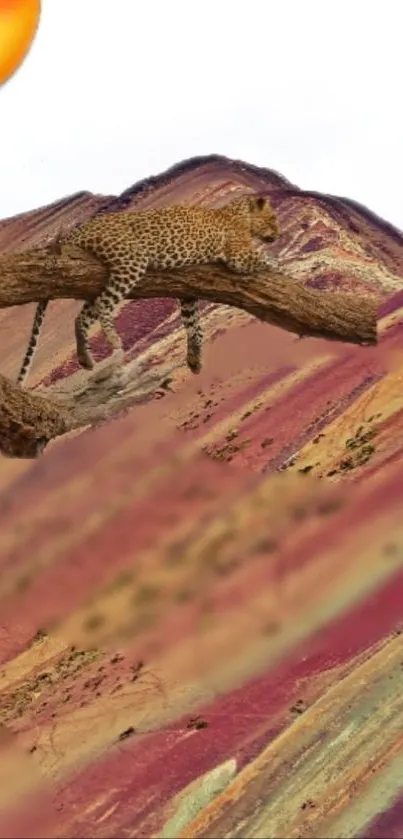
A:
[16,194,279,387]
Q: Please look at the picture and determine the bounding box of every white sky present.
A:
[1,0,402,228]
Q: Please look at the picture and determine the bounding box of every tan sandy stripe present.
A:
[292,360,403,476]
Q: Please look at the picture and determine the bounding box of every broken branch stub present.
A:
[0,243,378,345]
[0,373,69,458]
[0,357,180,459]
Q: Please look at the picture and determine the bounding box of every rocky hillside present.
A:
[0,155,403,838]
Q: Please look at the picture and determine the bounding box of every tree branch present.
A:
[0,241,380,458]
[0,244,378,345]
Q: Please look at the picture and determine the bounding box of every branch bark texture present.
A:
[0,244,378,346]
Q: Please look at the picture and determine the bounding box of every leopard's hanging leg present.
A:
[75,253,147,370]
[180,297,203,374]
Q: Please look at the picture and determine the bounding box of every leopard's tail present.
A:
[17,300,49,387]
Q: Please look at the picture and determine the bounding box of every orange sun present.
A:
[0,0,40,86]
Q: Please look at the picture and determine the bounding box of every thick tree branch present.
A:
[0,242,380,458]
[0,244,378,345]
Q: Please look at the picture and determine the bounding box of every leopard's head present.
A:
[248,195,279,243]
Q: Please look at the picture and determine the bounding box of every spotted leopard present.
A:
[17,195,279,386]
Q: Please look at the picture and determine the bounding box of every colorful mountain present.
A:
[0,155,402,838]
